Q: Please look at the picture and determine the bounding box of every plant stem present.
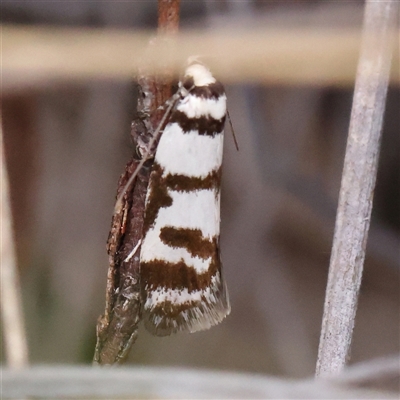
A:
[316,0,397,377]
[0,114,29,368]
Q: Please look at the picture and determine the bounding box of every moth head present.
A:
[182,56,216,88]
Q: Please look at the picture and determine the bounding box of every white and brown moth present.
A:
[140,60,230,336]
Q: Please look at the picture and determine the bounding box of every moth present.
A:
[140,60,230,336]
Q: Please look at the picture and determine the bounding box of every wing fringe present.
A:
[143,272,230,336]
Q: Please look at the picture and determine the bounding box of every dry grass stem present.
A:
[329,354,400,388]
[2,363,398,399]
[2,24,399,92]
[316,0,398,377]
[0,115,29,368]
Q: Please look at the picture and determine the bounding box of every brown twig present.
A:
[158,0,181,35]
[0,114,29,368]
[94,0,181,365]
[315,0,397,377]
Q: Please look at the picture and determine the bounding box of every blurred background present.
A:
[2,1,399,378]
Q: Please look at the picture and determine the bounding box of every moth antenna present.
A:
[114,92,181,212]
[124,239,142,262]
[227,109,239,151]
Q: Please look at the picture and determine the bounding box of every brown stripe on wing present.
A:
[142,163,221,236]
[141,238,220,292]
[160,227,215,259]
[169,110,225,136]
[164,166,221,192]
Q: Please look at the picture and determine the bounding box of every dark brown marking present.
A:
[169,110,225,136]
[182,76,195,92]
[140,240,220,292]
[181,78,225,100]
[160,227,215,259]
[164,167,221,192]
[192,82,225,100]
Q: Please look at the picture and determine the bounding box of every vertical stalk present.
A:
[316,0,397,377]
[94,0,181,364]
[158,0,181,35]
[0,114,29,368]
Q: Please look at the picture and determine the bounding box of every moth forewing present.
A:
[139,61,230,336]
